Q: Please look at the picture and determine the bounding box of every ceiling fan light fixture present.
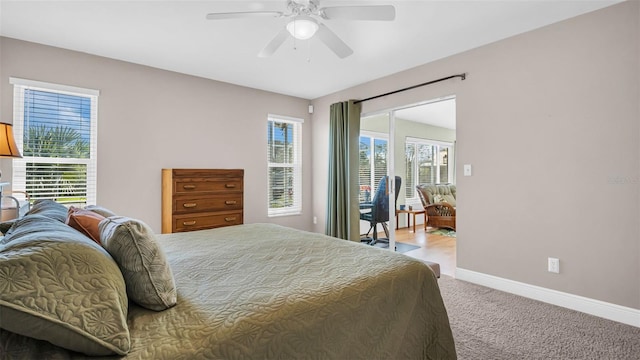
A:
[286,16,318,40]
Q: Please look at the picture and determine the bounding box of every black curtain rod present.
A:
[354,73,466,105]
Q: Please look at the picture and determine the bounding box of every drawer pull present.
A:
[225,200,237,205]
[183,203,197,208]
[225,184,236,188]
[182,221,197,226]
[183,185,196,190]
[224,217,237,222]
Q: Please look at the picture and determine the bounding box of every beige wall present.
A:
[311,1,639,309]
[0,37,313,233]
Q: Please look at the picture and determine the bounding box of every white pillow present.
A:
[442,194,456,207]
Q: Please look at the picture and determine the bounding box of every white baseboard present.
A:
[455,268,640,328]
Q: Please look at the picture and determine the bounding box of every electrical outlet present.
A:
[548,257,560,273]
[313,216,317,225]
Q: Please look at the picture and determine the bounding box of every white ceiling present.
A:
[0,0,621,100]
[395,97,456,129]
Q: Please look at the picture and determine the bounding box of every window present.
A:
[359,131,388,203]
[267,114,303,216]
[405,137,453,199]
[11,77,99,207]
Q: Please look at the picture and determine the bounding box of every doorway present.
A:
[358,97,457,274]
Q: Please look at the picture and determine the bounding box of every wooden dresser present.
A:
[161,169,244,234]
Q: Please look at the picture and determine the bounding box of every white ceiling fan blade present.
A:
[206,11,283,20]
[258,28,290,58]
[320,5,395,21]
[315,24,353,59]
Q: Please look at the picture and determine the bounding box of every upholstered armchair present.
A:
[416,184,456,230]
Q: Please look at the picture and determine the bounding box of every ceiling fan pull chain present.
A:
[293,21,297,50]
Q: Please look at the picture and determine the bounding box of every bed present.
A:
[0,200,456,359]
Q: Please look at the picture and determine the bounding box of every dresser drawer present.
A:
[173,194,243,214]
[174,178,242,194]
[173,211,243,232]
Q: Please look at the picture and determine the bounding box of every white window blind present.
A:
[267,114,303,217]
[10,77,98,206]
[405,137,453,199]
[359,131,388,203]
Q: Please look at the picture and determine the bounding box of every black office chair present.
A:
[360,176,401,246]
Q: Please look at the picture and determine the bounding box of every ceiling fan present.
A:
[206,0,395,59]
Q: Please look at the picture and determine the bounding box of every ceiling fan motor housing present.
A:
[287,0,320,18]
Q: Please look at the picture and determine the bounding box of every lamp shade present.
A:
[0,123,22,158]
[286,16,319,40]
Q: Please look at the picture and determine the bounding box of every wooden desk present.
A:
[396,208,426,233]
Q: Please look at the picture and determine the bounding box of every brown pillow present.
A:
[66,206,106,244]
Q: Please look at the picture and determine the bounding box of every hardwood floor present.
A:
[393,226,456,276]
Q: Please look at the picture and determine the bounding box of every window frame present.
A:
[404,137,454,200]
[10,77,99,206]
[267,114,303,217]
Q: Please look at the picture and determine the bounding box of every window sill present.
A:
[268,211,302,218]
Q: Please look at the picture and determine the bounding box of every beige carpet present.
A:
[437,276,640,360]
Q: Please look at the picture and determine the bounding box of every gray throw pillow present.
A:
[99,216,177,311]
[84,204,118,218]
[0,214,131,355]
